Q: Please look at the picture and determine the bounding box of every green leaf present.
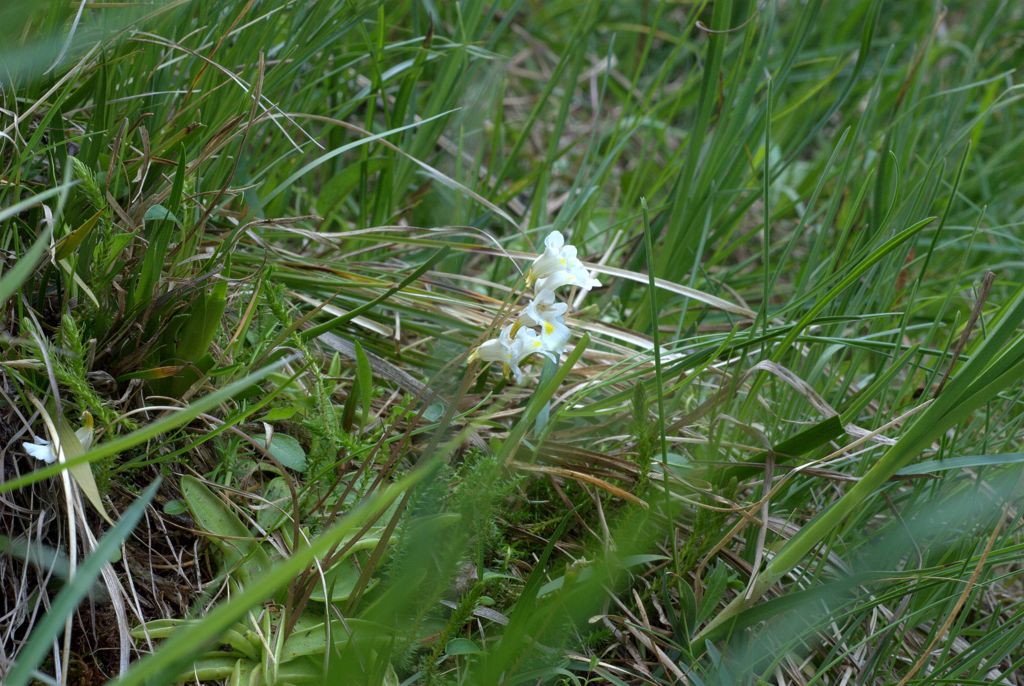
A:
[354,340,373,425]
[0,188,70,306]
[307,559,363,603]
[773,415,845,458]
[279,616,390,662]
[55,207,102,259]
[142,203,180,225]
[162,499,187,516]
[6,480,160,686]
[255,433,307,473]
[256,478,292,532]
[446,638,483,656]
[132,204,177,310]
[56,415,112,525]
[261,406,299,421]
[0,535,71,582]
[180,475,271,584]
[896,453,1024,476]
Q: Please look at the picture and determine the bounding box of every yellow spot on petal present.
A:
[533,340,541,348]
[544,322,554,334]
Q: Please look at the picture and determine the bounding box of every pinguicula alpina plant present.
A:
[469,231,601,383]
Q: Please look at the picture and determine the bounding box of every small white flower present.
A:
[23,437,57,464]
[528,231,577,283]
[537,317,570,355]
[534,261,601,294]
[471,230,604,386]
[519,290,571,355]
[528,230,602,295]
[22,420,94,465]
[469,323,547,384]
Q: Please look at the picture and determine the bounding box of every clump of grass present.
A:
[2,1,1024,684]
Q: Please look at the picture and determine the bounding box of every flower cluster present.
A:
[469,231,601,383]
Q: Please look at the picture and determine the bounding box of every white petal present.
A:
[74,426,94,451]
[518,308,540,328]
[473,338,508,363]
[534,269,577,293]
[529,253,564,280]
[23,440,56,464]
[546,300,569,318]
[539,319,571,353]
[544,231,564,250]
[568,263,601,292]
[534,289,557,306]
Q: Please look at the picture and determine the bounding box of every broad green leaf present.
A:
[255,433,307,473]
[261,406,300,421]
[446,638,483,656]
[307,560,364,602]
[256,478,292,532]
[162,499,187,516]
[180,475,271,584]
[142,203,180,225]
[55,207,102,259]
[0,535,71,582]
[280,617,391,662]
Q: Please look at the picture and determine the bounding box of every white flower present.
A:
[471,230,604,386]
[528,230,602,294]
[534,261,601,294]
[469,323,547,384]
[519,290,571,355]
[22,419,94,464]
[528,231,577,283]
[23,436,57,464]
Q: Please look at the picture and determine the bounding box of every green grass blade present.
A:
[0,356,298,495]
[110,465,435,686]
[6,479,160,686]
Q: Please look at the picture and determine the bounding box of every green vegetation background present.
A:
[1,1,1023,684]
